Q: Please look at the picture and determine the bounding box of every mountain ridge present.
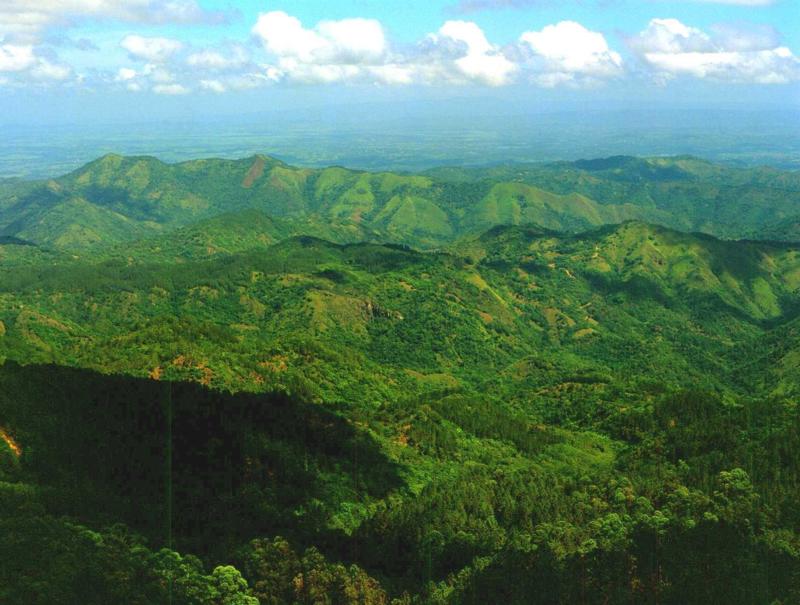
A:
[3,197,800,602]
[2,153,799,250]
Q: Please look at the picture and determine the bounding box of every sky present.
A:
[0,0,798,126]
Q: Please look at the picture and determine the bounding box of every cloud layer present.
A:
[630,18,800,84]
[519,21,623,87]
[0,0,227,42]
[0,6,797,93]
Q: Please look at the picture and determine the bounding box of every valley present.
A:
[1,154,799,604]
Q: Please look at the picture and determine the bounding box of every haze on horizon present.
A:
[0,0,798,176]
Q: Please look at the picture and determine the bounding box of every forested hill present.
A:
[1,152,799,250]
[2,219,800,603]
[2,156,800,603]
[2,220,799,401]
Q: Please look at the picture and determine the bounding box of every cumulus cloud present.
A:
[112,61,179,93]
[121,35,182,63]
[630,18,800,84]
[0,44,36,72]
[6,6,796,94]
[426,20,518,86]
[518,21,622,86]
[0,42,72,85]
[0,0,227,42]
[251,11,516,86]
[251,11,393,84]
[253,12,388,65]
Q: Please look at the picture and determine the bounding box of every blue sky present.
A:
[0,0,798,124]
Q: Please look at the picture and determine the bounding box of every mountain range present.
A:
[2,153,799,251]
[1,154,799,604]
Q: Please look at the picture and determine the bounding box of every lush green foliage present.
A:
[1,155,799,603]
[2,154,799,251]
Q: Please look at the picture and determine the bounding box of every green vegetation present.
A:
[1,154,799,603]
[2,154,799,252]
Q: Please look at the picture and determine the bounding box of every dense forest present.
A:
[3,153,800,252]
[1,155,799,603]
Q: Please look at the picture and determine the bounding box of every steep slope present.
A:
[3,221,800,603]
[94,208,382,264]
[0,237,63,267]
[3,153,799,250]
[430,155,800,238]
[1,222,798,405]
[752,215,800,243]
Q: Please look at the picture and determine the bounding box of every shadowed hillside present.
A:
[3,155,800,603]
[0,361,403,560]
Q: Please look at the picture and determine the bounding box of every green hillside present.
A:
[2,156,800,603]
[3,221,798,402]
[751,215,800,243]
[2,153,799,250]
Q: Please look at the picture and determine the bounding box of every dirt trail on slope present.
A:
[242,156,266,188]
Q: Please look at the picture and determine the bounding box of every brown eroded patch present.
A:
[0,426,22,458]
[242,155,266,188]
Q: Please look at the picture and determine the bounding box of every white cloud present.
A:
[631,18,800,84]
[152,82,189,95]
[253,12,387,65]
[115,67,138,81]
[147,64,176,83]
[4,7,795,94]
[223,69,281,90]
[200,78,225,93]
[519,21,622,86]
[643,47,798,84]
[428,20,518,86]
[0,42,72,84]
[0,44,36,72]
[630,19,713,54]
[251,11,393,84]
[0,1,226,42]
[121,34,182,62]
[368,64,415,85]
[252,11,326,63]
[30,58,71,80]
[315,18,388,64]
[249,13,623,88]
[187,47,249,70]
[251,13,518,87]
[112,61,180,93]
